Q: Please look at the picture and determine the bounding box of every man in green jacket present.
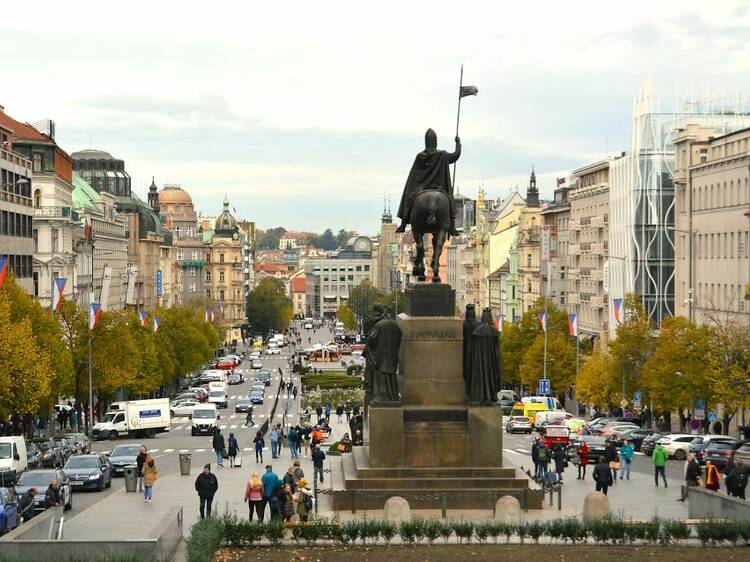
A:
[652,443,668,487]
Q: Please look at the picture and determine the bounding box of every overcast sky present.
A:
[3,1,750,234]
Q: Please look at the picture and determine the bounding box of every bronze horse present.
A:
[409,188,451,282]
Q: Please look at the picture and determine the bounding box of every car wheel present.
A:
[170,410,175,417]
[109,431,118,440]
[674,449,687,461]
[98,477,104,491]
[106,474,112,488]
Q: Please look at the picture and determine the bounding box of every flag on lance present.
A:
[568,314,578,337]
[496,315,503,332]
[209,309,215,322]
[0,257,8,290]
[538,312,547,333]
[52,277,67,311]
[613,298,624,324]
[139,311,148,326]
[153,316,160,333]
[89,303,102,330]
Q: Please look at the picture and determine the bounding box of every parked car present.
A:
[30,439,64,468]
[235,398,254,413]
[0,487,18,535]
[266,347,281,355]
[107,444,143,476]
[53,437,74,463]
[610,427,652,451]
[227,373,243,385]
[640,432,666,456]
[689,435,738,465]
[63,454,112,491]
[170,400,199,417]
[656,433,696,460]
[703,440,749,471]
[249,391,265,405]
[505,416,533,434]
[568,435,607,465]
[15,469,73,513]
[25,442,43,469]
[64,433,91,454]
[733,442,750,470]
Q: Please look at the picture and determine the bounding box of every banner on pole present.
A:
[52,277,67,311]
[89,303,102,330]
[568,314,578,337]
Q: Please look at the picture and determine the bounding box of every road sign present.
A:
[633,390,642,409]
[695,399,706,421]
[538,378,550,396]
[156,269,163,296]
[620,399,628,408]
[708,412,718,423]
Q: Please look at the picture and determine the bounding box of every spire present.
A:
[223,193,230,210]
[526,166,539,208]
[148,176,159,212]
[381,194,392,224]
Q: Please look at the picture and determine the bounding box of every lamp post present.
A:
[745,207,750,338]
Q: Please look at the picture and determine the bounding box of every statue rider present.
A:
[395,129,461,237]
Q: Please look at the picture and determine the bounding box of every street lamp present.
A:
[745,207,750,338]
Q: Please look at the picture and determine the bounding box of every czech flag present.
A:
[568,314,578,337]
[204,308,209,322]
[52,277,67,311]
[89,303,102,330]
[0,257,8,290]
[210,310,215,322]
[153,316,160,333]
[139,311,148,326]
[220,303,224,315]
[496,315,503,333]
[538,312,547,333]
[613,298,624,324]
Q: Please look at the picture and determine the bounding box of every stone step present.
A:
[331,487,545,511]
[343,476,531,490]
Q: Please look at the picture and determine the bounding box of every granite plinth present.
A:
[404,283,455,317]
[368,406,403,469]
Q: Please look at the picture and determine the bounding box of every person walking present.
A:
[17,487,37,522]
[212,429,226,468]
[652,442,669,488]
[253,431,265,463]
[552,444,566,482]
[195,464,219,519]
[705,460,721,492]
[536,441,550,480]
[324,402,331,420]
[577,441,590,480]
[244,408,254,428]
[227,433,239,468]
[283,466,299,493]
[261,465,280,520]
[531,439,540,479]
[136,445,148,493]
[619,440,634,480]
[335,404,344,423]
[270,425,280,459]
[244,472,265,521]
[281,482,295,522]
[292,459,304,482]
[593,458,613,495]
[45,480,62,508]
[312,444,326,484]
[678,453,701,502]
[302,425,312,459]
[344,402,352,423]
[294,478,313,522]
[287,425,298,459]
[142,454,158,502]
[604,440,619,486]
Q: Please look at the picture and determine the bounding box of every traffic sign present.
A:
[695,399,706,421]
[538,378,550,396]
[708,412,718,423]
[620,399,628,408]
[634,390,642,401]
[633,390,642,409]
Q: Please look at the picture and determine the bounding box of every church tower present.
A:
[148,176,160,212]
[526,166,540,208]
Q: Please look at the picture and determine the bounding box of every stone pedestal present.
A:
[368,406,403,468]
[468,406,503,467]
[404,283,455,317]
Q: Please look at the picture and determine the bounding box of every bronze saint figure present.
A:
[468,307,502,405]
[364,305,402,405]
[462,304,480,394]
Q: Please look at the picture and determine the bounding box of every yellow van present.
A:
[509,402,549,426]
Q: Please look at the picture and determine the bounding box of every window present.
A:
[220,290,225,301]
[206,270,211,282]
[186,227,193,237]
[190,282,196,292]
[219,271,225,282]
[174,226,181,238]
[32,153,43,172]
[176,250,184,260]
[220,253,225,263]
[51,228,59,253]
[527,254,532,267]
[32,272,39,296]
[190,268,196,277]
[33,189,41,208]
[205,289,211,299]
[192,251,199,260]
[32,229,38,252]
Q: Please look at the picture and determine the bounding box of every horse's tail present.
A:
[426,211,437,225]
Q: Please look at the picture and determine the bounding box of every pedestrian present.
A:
[593,459,613,496]
[281,483,295,522]
[312,444,326,483]
[287,425,298,459]
[261,465,279,520]
[536,441,550,479]
[227,433,239,468]
[253,431,265,463]
[194,464,219,519]
[552,444,566,482]
[294,424,303,457]
[292,385,298,400]
[678,453,701,502]
[335,404,344,423]
[45,480,62,508]
[604,440,619,485]
[270,425,280,459]
[344,402,352,423]
[302,425,312,458]
[652,442,669,488]
[283,466,299,492]
[212,428,226,468]
[619,440,634,480]
[531,439,540,478]
[311,426,324,447]
[244,472,265,521]
[136,445,148,493]
[292,459,304,481]
[577,441,590,480]
[142,454,158,502]
[17,487,37,522]
[245,408,254,428]
[295,478,313,522]
[705,460,721,492]
[324,402,331,419]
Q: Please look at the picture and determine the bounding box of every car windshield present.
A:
[65,457,99,469]
[36,442,52,451]
[18,472,55,486]
[691,437,704,445]
[0,444,11,459]
[209,391,224,398]
[513,417,528,422]
[193,409,216,419]
[111,446,140,457]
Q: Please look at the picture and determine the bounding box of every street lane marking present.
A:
[195,449,205,452]
[150,449,160,452]
[219,424,227,429]
[164,449,174,453]
[505,450,524,456]
[231,425,237,429]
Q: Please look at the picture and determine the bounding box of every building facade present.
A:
[541,184,571,309]
[72,149,131,197]
[0,108,34,294]
[569,160,610,341]
[304,236,372,318]
[673,124,750,326]
[517,171,542,314]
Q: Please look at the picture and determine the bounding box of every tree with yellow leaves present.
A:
[576,349,618,409]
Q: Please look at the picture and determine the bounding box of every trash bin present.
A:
[124,465,138,493]
[179,450,191,476]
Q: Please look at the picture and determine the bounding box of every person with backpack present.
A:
[294,478,314,522]
[227,433,239,468]
[270,425,280,459]
[593,458,613,495]
[212,428,226,468]
[253,431,265,464]
[619,439,634,480]
[552,444,566,482]
[536,441,550,480]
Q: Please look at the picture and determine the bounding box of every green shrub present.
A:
[264,521,285,545]
[501,522,516,544]
[424,518,444,544]
[546,518,564,543]
[643,518,661,544]
[561,517,586,544]
[473,521,494,544]
[186,517,223,562]
[624,521,648,544]
[400,518,427,544]
[661,519,690,544]
[379,520,397,543]
[438,520,454,543]
[452,520,474,543]
[341,520,362,544]
[526,520,546,544]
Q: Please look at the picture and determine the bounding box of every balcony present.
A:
[0,190,32,207]
[1,148,32,169]
[590,296,605,308]
[568,293,579,305]
[591,243,605,256]
[592,216,606,228]
[568,269,579,280]
[33,206,78,221]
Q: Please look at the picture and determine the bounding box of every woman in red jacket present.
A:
[577,442,590,480]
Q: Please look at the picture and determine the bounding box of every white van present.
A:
[191,403,219,436]
[208,381,227,394]
[534,410,574,428]
[0,436,27,485]
[208,389,228,409]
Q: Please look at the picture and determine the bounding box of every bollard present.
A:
[557,487,562,511]
[441,494,448,518]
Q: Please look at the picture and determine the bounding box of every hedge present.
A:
[301,373,363,389]
[186,514,750,560]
